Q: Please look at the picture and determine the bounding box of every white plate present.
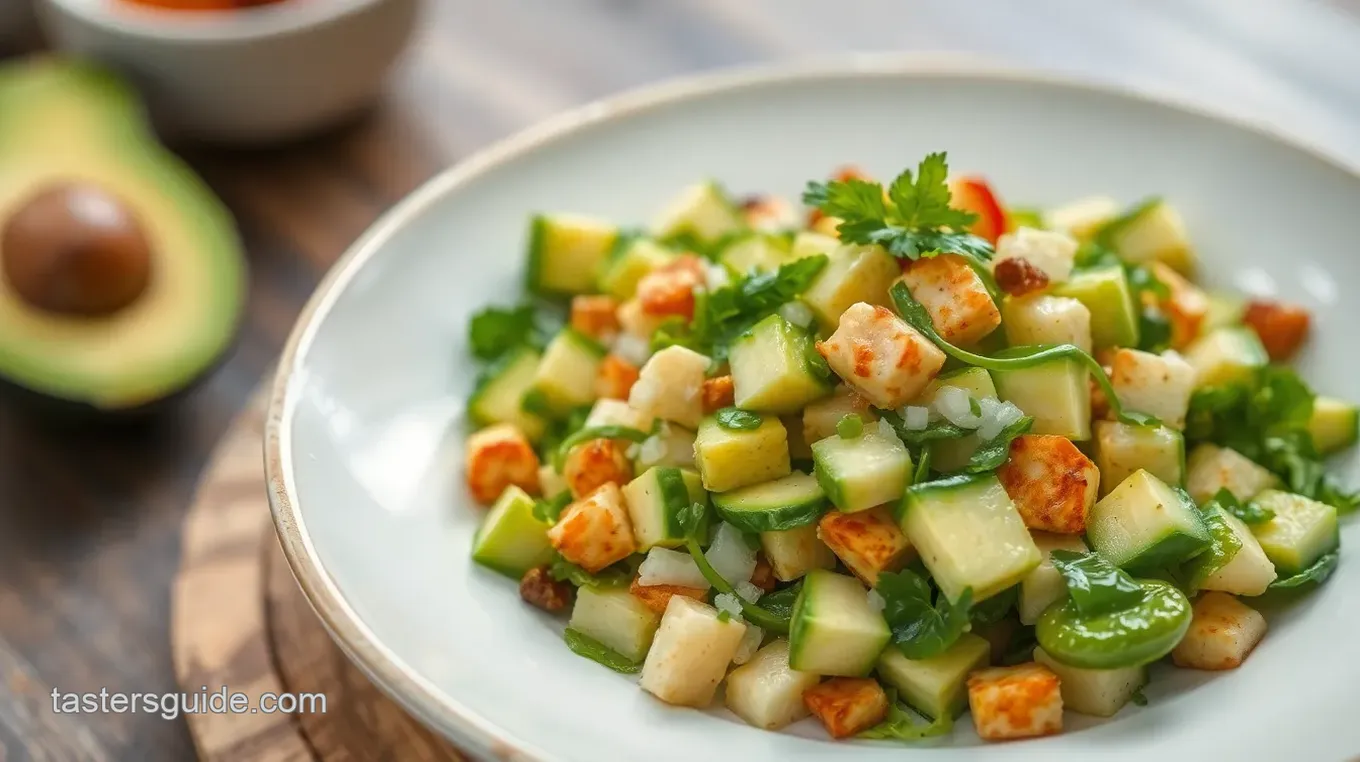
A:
[267,58,1360,762]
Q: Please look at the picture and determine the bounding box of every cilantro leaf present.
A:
[962,415,1034,473]
[716,407,763,431]
[876,568,973,660]
[756,581,803,619]
[1208,488,1274,525]
[815,177,888,221]
[857,687,953,741]
[1270,551,1339,590]
[969,585,1017,626]
[1049,550,1145,615]
[563,628,641,673]
[548,553,632,589]
[468,304,536,360]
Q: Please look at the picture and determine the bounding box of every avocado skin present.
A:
[0,58,248,413]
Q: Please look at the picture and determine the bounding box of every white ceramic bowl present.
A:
[266,58,1360,762]
[36,0,419,145]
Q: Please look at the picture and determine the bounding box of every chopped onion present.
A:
[612,334,651,366]
[705,522,757,585]
[977,399,1025,442]
[637,547,708,589]
[902,405,930,431]
[732,624,764,665]
[735,581,763,603]
[637,435,667,466]
[625,443,641,459]
[867,588,887,613]
[706,263,732,289]
[713,592,744,618]
[934,386,982,429]
[778,300,814,328]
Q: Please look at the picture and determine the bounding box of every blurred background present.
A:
[1,0,1359,759]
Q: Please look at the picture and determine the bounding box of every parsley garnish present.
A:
[1049,550,1145,615]
[875,568,973,660]
[563,628,641,673]
[715,407,763,431]
[468,304,537,360]
[1270,552,1339,590]
[803,152,993,261]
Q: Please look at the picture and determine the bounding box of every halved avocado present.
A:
[0,58,245,412]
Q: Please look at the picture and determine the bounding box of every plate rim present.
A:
[263,52,1360,761]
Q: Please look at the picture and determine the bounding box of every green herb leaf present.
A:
[1049,550,1145,615]
[962,416,1033,473]
[532,491,573,523]
[1093,196,1162,250]
[548,553,632,589]
[1184,502,1244,592]
[876,568,973,660]
[1207,488,1274,525]
[1129,686,1149,707]
[563,628,641,673]
[912,446,933,485]
[468,304,537,360]
[1000,625,1039,666]
[553,425,650,469]
[969,585,1018,626]
[880,410,968,445]
[756,581,803,619]
[857,687,954,741]
[1269,551,1340,590]
[837,414,864,439]
[716,407,764,431]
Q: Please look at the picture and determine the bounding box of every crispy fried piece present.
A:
[1243,298,1310,361]
[519,566,573,612]
[993,256,1050,297]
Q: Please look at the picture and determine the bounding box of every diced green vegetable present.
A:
[694,414,791,492]
[623,466,707,550]
[471,485,554,578]
[1093,421,1184,496]
[597,237,672,300]
[1102,199,1196,274]
[788,569,891,676]
[1052,264,1139,349]
[800,243,900,329]
[530,329,606,416]
[1309,396,1359,455]
[467,347,548,441]
[990,353,1091,440]
[712,471,828,533]
[568,586,662,663]
[650,181,745,246]
[1085,469,1210,572]
[718,232,797,275]
[876,633,990,720]
[1183,327,1268,388]
[1249,490,1340,575]
[812,424,912,513]
[1201,291,1246,335]
[729,314,832,414]
[527,213,620,295]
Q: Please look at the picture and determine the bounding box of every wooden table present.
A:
[2,0,1359,758]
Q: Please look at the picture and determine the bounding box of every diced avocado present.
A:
[919,367,997,471]
[876,633,990,720]
[1104,199,1196,274]
[811,424,912,513]
[1093,421,1184,496]
[1201,291,1246,335]
[990,352,1091,440]
[718,232,796,275]
[568,585,662,663]
[1019,532,1089,625]
[760,523,836,581]
[1182,327,1267,388]
[526,213,619,295]
[897,474,1042,603]
[650,181,744,246]
[1249,490,1339,575]
[1042,195,1120,241]
[801,243,900,330]
[0,59,246,410]
[623,466,707,550]
[1085,469,1210,572]
[788,569,891,676]
[529,329,606,416]
[470,485,553,578]
[729,314,833,414]
[597,237,672,300]
[712,471,828,533]
[789,231,840,261]
[1033,646,1145,718]
[1195,509,1278,596]
[694,414,791,492]
[1052,265,1139,349]
[467,347,548,441]
[1309,396,1359,456]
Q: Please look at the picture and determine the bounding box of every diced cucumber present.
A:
[467,347,548,441]
[1196,509,1277,596]
[651,181,745,246]
[789,231,840,261]
[920,367,997,471]
[1249,490,1339,575]
[724,639,821,730]
[530,329,606,415]
[801,243,900,329]
[1086,469,1210,572]
[526,213,620,295]
[1093,421,1185,497]
[990,352,1091,440]
[1033,646,1145,718]
[760,523,836,581]
[718,232,796,275]
[569,586,662,663]
[1185,444,1278,505]
[788,569,891,676]
[897,474,1042,603]
[1183,327,1267,388]
[729,314,833,414]
[876,633,991,720]
[1002,294,1093,353]
[1052,264,1139,349]
[1042,195,1120,241]
[712,471,828,533]
[811,424,912,513]
[1019,532,1089,625]
[1309,396,1359,455]
[1201,291,1246,335]
[470,485,554,578]
[597,237,672,300]
[623,466,707,550]
[1103,199,1196,274]
[694,415,791,493]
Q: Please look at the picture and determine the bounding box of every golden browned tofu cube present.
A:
[967,663,1064,741]
[897,254,1002,346]
[1171,592,1267,671]
[546,483,636,572]
[996,434,1098,534]
[815,302,946,409]
[802,677,889,739]
[465,423,541,504]
[817,507,913,586]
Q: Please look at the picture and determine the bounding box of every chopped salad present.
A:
[461,152,1355,743]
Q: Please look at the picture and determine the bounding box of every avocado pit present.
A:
[1,182,153,317]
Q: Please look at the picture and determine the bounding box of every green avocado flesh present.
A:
[0,59,246,409]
